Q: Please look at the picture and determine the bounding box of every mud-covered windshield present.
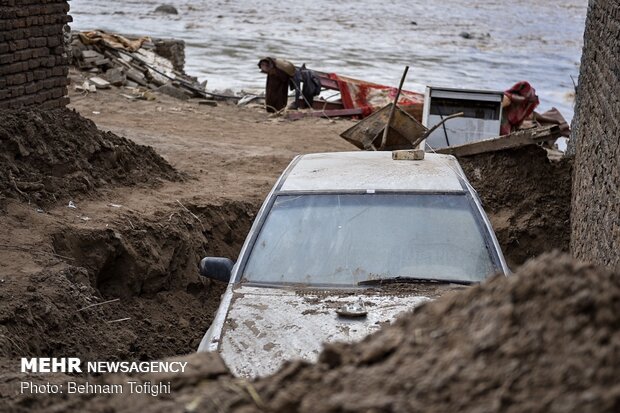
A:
[242,193,499,286]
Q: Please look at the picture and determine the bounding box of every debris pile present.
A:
[68,31,207,101]
[0,108,180,207]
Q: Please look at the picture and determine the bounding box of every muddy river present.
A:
[70,0,587,121]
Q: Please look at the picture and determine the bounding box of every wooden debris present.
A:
[104,68,126,86]
[293,98,344,111]
[435,125,562,157]
[286,108,363,120]
[340,103,426,151]
[123,87,156,101]
[380,66,409,150]
[75,81,96,93]
[157,82,191,100]
[105,317,131,324]
[81,50,103,59]
[70,31,206,101]
[125,67,148,86]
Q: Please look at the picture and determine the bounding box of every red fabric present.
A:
[501,81,539,135]
[328,73,424,117]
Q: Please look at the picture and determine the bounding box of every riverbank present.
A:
[69,0,587,120]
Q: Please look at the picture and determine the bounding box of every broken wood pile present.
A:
[68,31,209,101]
[435,124,562,157]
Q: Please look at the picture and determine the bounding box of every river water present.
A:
[70,0,587,120]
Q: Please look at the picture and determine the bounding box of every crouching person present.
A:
[258,57,295,113]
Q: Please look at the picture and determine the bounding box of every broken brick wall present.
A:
[571,0,620,268]
[0,0,71,109]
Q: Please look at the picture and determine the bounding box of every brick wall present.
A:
[571,0,620,268]
[0,0,71,109]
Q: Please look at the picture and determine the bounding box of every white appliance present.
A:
[422,86,504,150]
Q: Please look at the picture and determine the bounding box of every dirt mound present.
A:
[23,253,620,413]
[0,108,180,207]
[459,146,572,268]
[0,200,256,363]
[242,253,620,413]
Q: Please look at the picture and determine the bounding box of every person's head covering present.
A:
[258,57,296,77]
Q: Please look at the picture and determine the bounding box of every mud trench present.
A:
[0,146,571,368]
[0,200,258,364]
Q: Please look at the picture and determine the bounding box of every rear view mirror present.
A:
[199,257,234,282]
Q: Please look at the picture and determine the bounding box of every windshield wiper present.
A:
[358,276,475,286]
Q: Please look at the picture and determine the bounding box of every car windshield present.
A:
[241,193,499,286]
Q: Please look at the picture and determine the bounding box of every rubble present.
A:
[157,82,191,100]
[88,76,111,89]
[68,31,207,101]
[436,124,563,157]
[104,67,126,86]
[340,102,428,150]
[152,39,185,73]
[285,69,425,120]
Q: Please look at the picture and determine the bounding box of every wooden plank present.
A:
[89,76,111,89]
[339,103,426,150]
[285,108,363,120]
[81,50,104,59]
[313,71,340,90]
[125,66,148,86]
[435,125,562,157]
[294,98,344,111]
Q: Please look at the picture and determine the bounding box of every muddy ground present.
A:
[459,146,572,268]
[0,69,573,410]
[15,253,620,413]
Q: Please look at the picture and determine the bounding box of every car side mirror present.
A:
[199,257,234,282]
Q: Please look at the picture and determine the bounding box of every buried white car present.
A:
[197,151,509,378]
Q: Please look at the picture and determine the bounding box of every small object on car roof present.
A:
[392,149,425,161]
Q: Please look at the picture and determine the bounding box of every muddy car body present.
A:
[198,151,509,377]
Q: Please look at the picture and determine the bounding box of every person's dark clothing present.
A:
[265,67,291,113]
[292,64,322,109]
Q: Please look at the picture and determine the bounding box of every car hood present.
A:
[218,283,464,378]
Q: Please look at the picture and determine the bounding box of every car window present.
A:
[242,193,499,286]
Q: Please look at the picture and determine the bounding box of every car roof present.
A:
[280,151,466,192]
